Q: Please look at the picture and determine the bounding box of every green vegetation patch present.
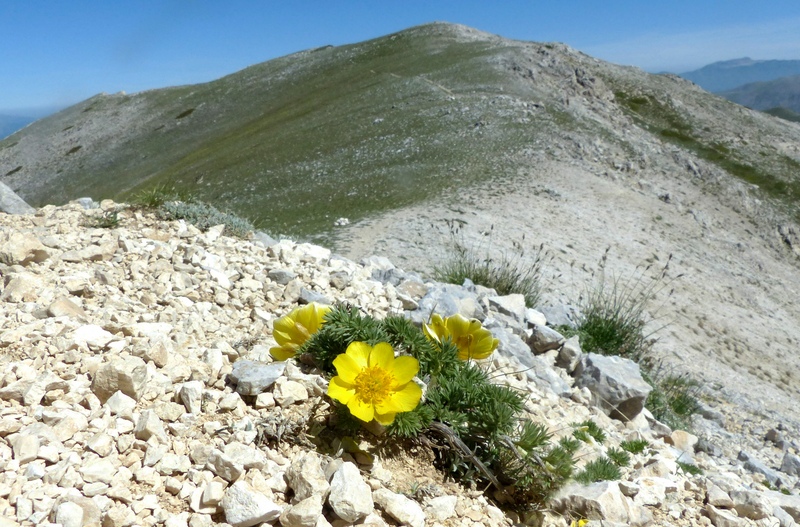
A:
[614,90,800,219]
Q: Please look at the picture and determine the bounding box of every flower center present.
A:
[354,366,393,404]
[455,333,474,353]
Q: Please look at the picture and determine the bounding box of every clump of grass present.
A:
[677,461,703,476]
[434,219,548,308]
[132,183,187,209]
[575,457,621,484]
[572,250,702,430]
[620,439,649,455]
[575,249,678,361]
[642,367,701,431]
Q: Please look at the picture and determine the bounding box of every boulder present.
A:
[0,182,35,214]
[574,353,652,421]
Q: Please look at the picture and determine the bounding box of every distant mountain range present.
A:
[680,58,800,92]
[679,58,800,118]
[718,74,800,114]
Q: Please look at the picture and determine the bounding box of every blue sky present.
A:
[2,1,800,114]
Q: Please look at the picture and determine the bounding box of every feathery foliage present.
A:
[292,301,577,511]
[575,457,622,484]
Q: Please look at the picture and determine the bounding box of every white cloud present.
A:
[582,17,800,73]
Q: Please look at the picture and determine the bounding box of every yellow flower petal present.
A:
[332,353,363,384]
[329,341,421,424]
[369,342,395,371]
[378,382,422,414]
[345,341,372,370]
[446,313,471,337]
[374,411,396,425]
[269,345,296,361]
[327,376,356,405]
[391,356,419,385]
[347,396,375,422]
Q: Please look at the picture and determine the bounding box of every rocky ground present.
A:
[0,201,799,527]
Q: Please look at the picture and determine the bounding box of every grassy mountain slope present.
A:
[765,106,800,123]
[2,23,800,244]
[680,57,800,92]
[718,74,800,113]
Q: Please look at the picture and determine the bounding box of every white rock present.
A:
[328,461,373,522]
[105,391,137,417]
[279,495,323,527]
[92,356,149,403]
[73,324,116,349]
[80,457,117,484]
[102,504,137,527]
[221,480,282,527]
[273,378,309,406]
[134,409,167,442]
[224,442,267,470]
[179,381,205,415]
[285,453,329,502]
[425,495,457,521]
[12,434,39,464]
[373,488,425,527]
[54,501,85,527]
[206,449,244,482]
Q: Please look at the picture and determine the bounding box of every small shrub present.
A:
[643,368,701,431]
[620,439,649,454]
[83,210,120,229]
[606,447,631,468]
[434,220,548,308]
[677,461,703,476]
[572,420,606,444]
[158,200,254,239]
[575,457,621,484]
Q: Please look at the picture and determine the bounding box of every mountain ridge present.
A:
[680,57,800,92]
[2,22,799,244]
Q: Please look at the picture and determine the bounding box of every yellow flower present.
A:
[569,520,589,527]
[327,342,422,425]
[423,313,499,360]
[269,303,331,361]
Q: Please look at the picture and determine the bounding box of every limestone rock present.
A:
[221,481,282,527]
[574,353,652,421]
[229,360,285,395]
[0,230,49,265]
[328,462,373,523]
[373,488,425,527]
[92,356,149,403]
[529,324,565,353]
[0,182,35,214]
[285,453,329,502]
[279,495,323,527]
[551,481,651,526]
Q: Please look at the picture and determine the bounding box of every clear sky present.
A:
[2,1,800,114]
